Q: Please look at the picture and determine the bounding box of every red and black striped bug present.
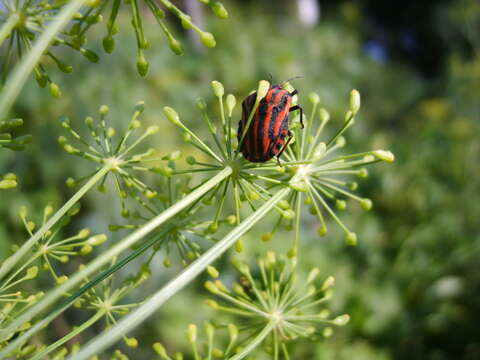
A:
[237,82,303,163]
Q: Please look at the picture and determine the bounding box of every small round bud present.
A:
[103,36,115,53]
[373,150,395,162]
[282,209,295,220]
[349,89,361,114]
[207,266,219,278]
[318,225,327,237]
[211,2,228,19]
[227,215,236,225]
[80,244,93,255]
[87,234,107,246]
[187,324,197,343]
[226,94,236,117]
[211,80,224,97]
[124,337,138,348]
[345,232,357,246]
[49,83,61,98]
[200,32,216,48]
[333,314,350,326]
[56,275,68,284]
[335,200,347,210]
[360,198,372,211]
[235,239,244,253]
[278,200,290,210]
[137,53,149,77]
[261,232,273,242]
[163,107,182,126]
[0,179,17,189]
[168,37,184,56]
[25,266,38,279]
[82,49,99,63]
[99,105,109,116]
[319,108,330,123]
[256,80,270,101]
[308,92,320,105]
[287,247,297,258]
[153,343,168,358]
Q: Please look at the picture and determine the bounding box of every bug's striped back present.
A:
[238,85,292,162]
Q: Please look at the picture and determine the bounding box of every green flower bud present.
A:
[49,83,62,98]
[308,92,320,104]
[169,37,184,56]
[187,324,197,343]
[153,343,168,358]
[307,267,320,283]
[360,198,372,211]
[80,243,93,255]
[349,89,361,114]
[103,35,115,53]
[333,314,350,326]
[235,239,244,252]
[57,275,68,284]
[317,225,327,237]
[0,179,17,189]
[261,232,273,242]
[125,337,138,348]
[211,2,229,18]
[278,200,290,210]
[204,281,219,294]
[25,266,38,279]
[256,80,270,102]
[345,232,357,246]
[226,94,236,117]
[211,80,224,97]
[207,265,219,278]
[287,247,297,258]
[87,234,107,246]
[137,53,149,77]
[82,49,99,63]
[335,199,346,210]
[373,150,395,162]
[319,108,330,123]
[321,276,335,290]
[163,107,182,126]
[282,209,295,220]
[200,32,216,48]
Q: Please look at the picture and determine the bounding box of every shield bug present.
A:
[237,82,303,163]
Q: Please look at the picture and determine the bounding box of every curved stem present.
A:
[67,188,290,360]
[0,167,232,354]
[0,13,20,47]
[229,321,276,360]
[29,310,106,360]
[0,164,111,282]
[0,0,90,116]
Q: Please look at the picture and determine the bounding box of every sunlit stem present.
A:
[326,112,354,147]
[0,164,111,282]
[67,188,290,360]
[0,167,232,350]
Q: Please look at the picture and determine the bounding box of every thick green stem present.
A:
[229,321,276,360]
[0,167,232,353]
[0,0,90,116]
[29,310,106,360]
[0,13,20,47]
[0,164,111,282]
[67,188,290,360]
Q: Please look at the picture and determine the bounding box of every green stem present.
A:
[66,188,290,360]
[29,310,106,360]
[0,0,90,116]
[0,13,20,48]
[229,321,276,360]
[0,164,111,282]
[0,167,232,352]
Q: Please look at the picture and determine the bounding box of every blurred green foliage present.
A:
[1,0,479,359]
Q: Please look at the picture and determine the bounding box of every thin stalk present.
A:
[0,0,90,116]
[67,188,290,360]
[229,321,276,360]
[0,164,111,282]
[0,13,20,47]
[0,167,232,349]
[29,310,106,360]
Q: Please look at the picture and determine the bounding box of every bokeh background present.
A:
[1,0,479,359]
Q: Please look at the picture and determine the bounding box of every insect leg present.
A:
[289,105,304,128]
[276,131,294,166]
[290,89,298,96]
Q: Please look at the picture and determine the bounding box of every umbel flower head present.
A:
[58,101,169,217]
[0,0,100,94]
[163,80,394,253]
[110,170,237,268]
[200,251,348,359]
